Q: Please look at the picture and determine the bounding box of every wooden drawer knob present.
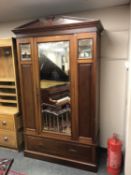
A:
[2,121,7,125]
[4,136,8,142]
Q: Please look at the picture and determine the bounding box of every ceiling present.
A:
[0,0,129,22]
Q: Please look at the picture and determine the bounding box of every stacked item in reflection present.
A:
[42,96,71,134]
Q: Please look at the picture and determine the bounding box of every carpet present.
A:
[0,159,26,175]
[0,170,26,175]
[8,170,27,175]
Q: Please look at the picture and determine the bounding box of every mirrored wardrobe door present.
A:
[36,36,73,136]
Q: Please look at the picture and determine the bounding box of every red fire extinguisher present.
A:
[107,134,122,175]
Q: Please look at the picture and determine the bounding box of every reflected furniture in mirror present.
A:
[13,16,103,171]
[39,41,71,134]
[0,39,23,150]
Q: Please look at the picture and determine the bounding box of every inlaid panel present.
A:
[78,63,93,138]
[21,64,36,129]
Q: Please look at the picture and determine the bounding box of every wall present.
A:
[125,2,131,175]
[0,20,29,38]
[0,5,129,148]
[70,5,129,148]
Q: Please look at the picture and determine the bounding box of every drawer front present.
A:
[0,115,15,130]
[0,130,17,148]
[26,136,93,163]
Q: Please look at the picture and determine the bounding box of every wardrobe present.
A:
[13,16,103,171]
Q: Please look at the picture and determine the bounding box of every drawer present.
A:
[0,115,15,130]
[26,136,93,163]
[0,130,17,148]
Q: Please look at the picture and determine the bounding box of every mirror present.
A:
[78,38,93,59]
[38,41,71,135]
[20,44,31,61]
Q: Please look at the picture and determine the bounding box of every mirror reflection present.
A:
[78,39,93,59]
[20,44,31,60]
[38,41,71,135]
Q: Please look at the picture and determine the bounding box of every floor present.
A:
[0,147,124,175]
